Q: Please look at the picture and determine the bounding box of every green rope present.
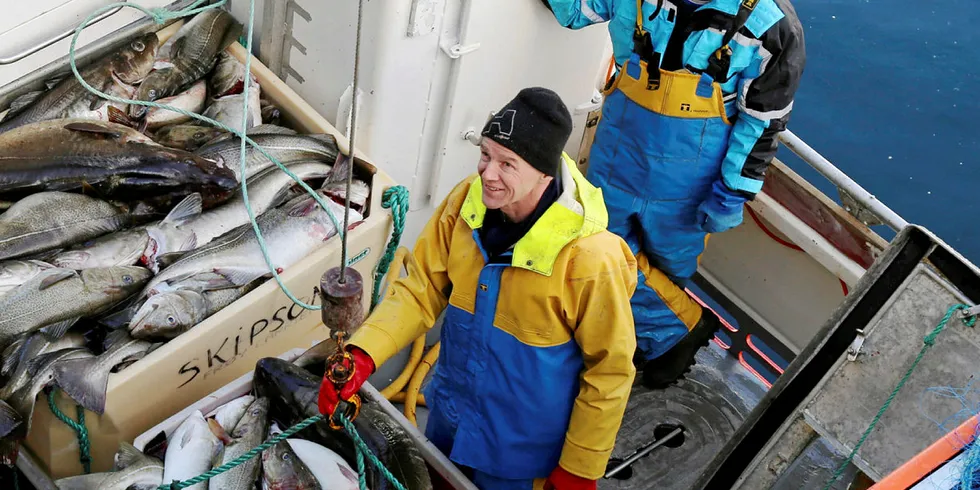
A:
[372,186,410,310]
[159,412,406,490]
[47,390,92,474]
[822,303,977,490]
[66,0,346,311]
[339,413,407,490]
[159,413,320,489]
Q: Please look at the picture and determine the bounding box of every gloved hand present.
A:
[317,346,376,416]
[696,179,749,233]
[543,466,596,490]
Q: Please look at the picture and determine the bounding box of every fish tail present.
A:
[0,400,22,440]
[53,356,110,414]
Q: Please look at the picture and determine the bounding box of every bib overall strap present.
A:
[632,0,663,89]
[704,0,759,83]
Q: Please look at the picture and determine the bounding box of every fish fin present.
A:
[39,318,79,340]
[44,74,68,90]
[98,300,144,330]
[63,121,123,138]
[5,90,44,116]
[103,329,134,352]
[221,20,245,52]
[338,462,360,484]
[115,442,151,470]
[154,251,188,271]
[1,335,28,376]
[163,193,203,225]
[169,37,187,61]
[25,348,87,377]
[286,196,318,217]
[53,356,109,414]
[152,60,175,71]
[212,267,263,288]
[38,269,78,290]
[208,417,234,445]
[0,400,23,439]
[52,473,110,490]
[107,106,134,127]
[89,78,114,111]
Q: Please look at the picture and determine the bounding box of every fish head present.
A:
[142,224,195,272]
[154,125,227,151]
[129,290,205,339]
[84,265,153,298]
[262,440,315,490]
[254,357,321,420]
[233,397,271,439]
[110,33,161,85]
[130,67,180,118]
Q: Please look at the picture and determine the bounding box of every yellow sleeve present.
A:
[348,179,469,367]
[559,235,638,479]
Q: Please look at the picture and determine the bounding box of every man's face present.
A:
[477,139,546,211]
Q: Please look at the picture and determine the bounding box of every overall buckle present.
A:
[705,45,733,83]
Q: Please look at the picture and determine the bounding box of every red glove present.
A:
[543,466,596,490]
[317,346,376,416]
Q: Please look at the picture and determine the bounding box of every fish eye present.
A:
[166,315,176,326]
[131,40,145,52]
[122,275,133,284]
[281,453,290,461]
[83,240,95,247]
[148,89,157,98]
[193,132,205,139]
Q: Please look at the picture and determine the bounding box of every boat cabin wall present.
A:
[257,0,614,246]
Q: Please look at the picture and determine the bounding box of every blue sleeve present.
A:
[718,7,806,198]
[542,0,615,29]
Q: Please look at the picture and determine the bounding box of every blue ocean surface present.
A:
[775,0,980,261]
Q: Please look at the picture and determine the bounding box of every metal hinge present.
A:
[961,304,980,323]
[441,41,481,59]
[847,328,866,361]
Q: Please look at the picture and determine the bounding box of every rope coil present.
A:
[822,303,977,489]
[47,390,92,474]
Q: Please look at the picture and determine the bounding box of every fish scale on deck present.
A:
[0,5,398,483]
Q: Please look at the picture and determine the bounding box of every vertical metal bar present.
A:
[339,0,365,283]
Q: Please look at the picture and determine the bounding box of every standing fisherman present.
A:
[319,87,639,490]
[540,0,806,388]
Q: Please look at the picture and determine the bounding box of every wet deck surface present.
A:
[600,342,768,489]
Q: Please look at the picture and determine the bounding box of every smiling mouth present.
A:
[485,185,503,192]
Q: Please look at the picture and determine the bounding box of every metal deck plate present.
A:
[802,264,980,480]
[599,342,768,489]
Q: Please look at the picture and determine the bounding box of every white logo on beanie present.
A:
[485,109,517,140]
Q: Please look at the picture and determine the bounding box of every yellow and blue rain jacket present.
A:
[350,156,638,481]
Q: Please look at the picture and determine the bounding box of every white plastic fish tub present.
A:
[127,349,479,490]
[15,19,400,479]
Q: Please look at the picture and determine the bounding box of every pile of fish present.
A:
[0,8,373,460]
[52,355,433,489]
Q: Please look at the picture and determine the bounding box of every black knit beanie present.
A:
[481,87,573,177]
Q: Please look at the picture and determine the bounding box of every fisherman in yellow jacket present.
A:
[319,87,638,490]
